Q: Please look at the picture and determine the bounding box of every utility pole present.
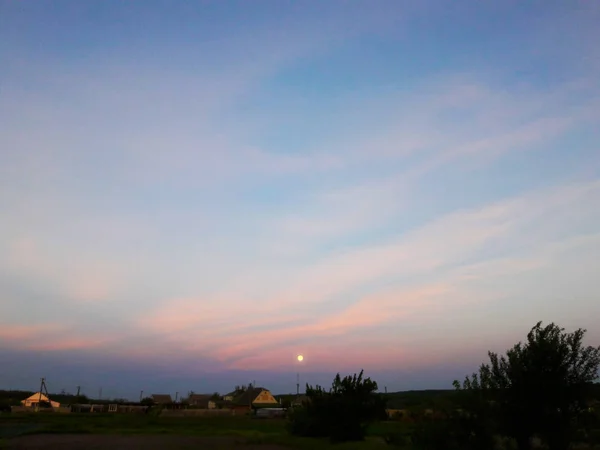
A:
[140,390,144,402]
[38,378,45,407]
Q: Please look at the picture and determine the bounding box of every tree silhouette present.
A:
[288,369,385,442]
[454,321,600,450]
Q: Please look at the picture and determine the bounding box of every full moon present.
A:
[297,355,304,362]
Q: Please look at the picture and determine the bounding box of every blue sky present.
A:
[1,0,599,399]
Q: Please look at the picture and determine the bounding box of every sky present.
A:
[1,0,599,400]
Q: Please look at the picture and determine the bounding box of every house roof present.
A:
[21,393,60,407]
[188,394,211,400]
[24,393,50,402]
[187,394,213,405]
[151,394,173,403]
[233,387,274,406]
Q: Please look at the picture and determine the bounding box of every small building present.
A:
[187,394,216,409]
[71,404,92,413]
[21,393,60,408]
[231,387,279,411]
[151,394,173,404]
[223,391,237,402]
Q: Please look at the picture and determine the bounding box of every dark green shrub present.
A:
[287,370,386,442]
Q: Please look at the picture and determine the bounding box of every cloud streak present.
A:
[1,0,599,395]
[131,179,600,369]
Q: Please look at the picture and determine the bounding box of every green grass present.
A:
[0,413,409,448]
[0,413,284,436]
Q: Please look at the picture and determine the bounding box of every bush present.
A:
[287,370,386,442]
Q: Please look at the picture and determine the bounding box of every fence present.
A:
[10,406,71,414]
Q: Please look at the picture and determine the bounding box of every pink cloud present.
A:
[0,324,116,352]
[34,337,115,352]
[136,297,308,337]
[132,283,460,370]
[127,180,600,370]
[2,235,124,303]
[222,329,455,374]
[67,274,119,303]
[3,177,598,374]
[0,324,65,341]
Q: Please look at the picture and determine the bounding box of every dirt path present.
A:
[6,434,289,449]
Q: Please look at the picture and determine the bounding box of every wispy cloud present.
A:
[130,179,600,369]
[1,0,599,393]
[0,324,115,352]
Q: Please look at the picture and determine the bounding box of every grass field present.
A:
[0,413,407,449]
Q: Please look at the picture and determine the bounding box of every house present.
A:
[230,387,278,411]
[223,391,238,402]
[187,394,216,409]
[21,392,60,408]
[151,394,173,404]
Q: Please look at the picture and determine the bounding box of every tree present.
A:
[140,397,154,406]
[454,322,600,450]
[288,370,386,442]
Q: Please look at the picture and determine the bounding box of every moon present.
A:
[297,354,304,362]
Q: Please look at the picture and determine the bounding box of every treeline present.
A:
[287,321,600,450]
